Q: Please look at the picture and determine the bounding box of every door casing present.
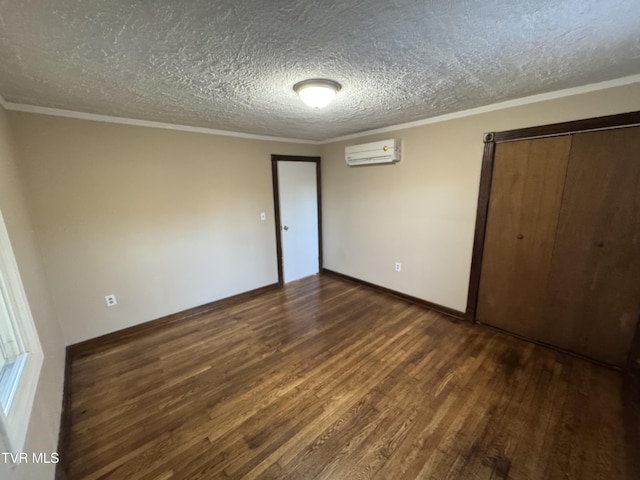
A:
[466,110,640,370]
[271,154,322,286]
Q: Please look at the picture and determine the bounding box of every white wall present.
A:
[10,112,320,345]
[321,81,640,312]
[0,107,65,479]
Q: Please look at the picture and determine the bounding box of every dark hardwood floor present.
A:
[65,274,640,479]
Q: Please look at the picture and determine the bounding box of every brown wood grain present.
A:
[466,111,640,334]
[63,274,639,479]
[492,110,640,143]
[541,127,640,365]
[476,136,572,339]
[55,348,73,480]
[67,282,280,359]
[465,136,496,322]
[323,267,465,320]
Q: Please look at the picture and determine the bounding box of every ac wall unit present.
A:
[345,139,400,166]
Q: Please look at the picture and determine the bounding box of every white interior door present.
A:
[277,161,319,283]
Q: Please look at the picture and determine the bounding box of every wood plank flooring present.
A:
[65,274,640,479]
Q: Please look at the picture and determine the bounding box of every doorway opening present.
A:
[271,155,322,285]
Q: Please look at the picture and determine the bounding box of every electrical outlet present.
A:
[105,294,117,307]
[395,262,402,272]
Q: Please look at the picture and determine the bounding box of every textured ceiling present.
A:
[1,1,639,141]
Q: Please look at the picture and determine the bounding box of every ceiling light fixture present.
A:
[293,79,341,109]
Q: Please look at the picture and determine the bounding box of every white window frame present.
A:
[0,209,43,453]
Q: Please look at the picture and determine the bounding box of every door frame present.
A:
[271,154,322,286]
[466,110,640,324]
[465,110,640,368]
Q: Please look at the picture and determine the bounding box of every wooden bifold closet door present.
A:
[477,126,640,366]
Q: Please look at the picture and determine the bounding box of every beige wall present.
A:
[321,81,640,312]
[2,79,639,480]
[0,107,65,479]
[8,82,640,345]
[10,113,320,345]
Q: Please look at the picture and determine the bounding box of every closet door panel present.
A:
[476,136,572,337]
[543,126,640,365]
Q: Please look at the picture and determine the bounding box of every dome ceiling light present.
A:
[293,79,341,109]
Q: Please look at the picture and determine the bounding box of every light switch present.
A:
[260,212,266,221]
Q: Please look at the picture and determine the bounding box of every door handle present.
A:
[283,225,289,231]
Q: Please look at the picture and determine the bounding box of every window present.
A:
[0,287,27,413]
[0,209,43,453]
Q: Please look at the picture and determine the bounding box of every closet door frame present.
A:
[465,110,640,368]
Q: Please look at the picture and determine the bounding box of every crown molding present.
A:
[2,102,320,145]
[322,73,640,143]
[2,73,639,144]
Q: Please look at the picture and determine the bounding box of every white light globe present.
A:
[298,86,336,109]
[294,79,341,109]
